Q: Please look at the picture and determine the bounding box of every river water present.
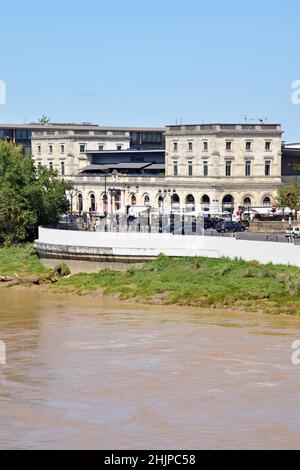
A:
[0,288,300,449]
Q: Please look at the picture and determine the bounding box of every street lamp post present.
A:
[101,173,112,217]
[108,186,117,214]
[157,187,176,233]
[68,187,78,216]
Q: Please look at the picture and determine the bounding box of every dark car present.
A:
[215,221,246,233]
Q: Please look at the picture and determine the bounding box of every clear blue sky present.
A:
[0,0,299,140]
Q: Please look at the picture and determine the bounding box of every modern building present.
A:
[281,143,300,183]
[0,124,34,157]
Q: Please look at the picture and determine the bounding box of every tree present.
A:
[0,141,72,244]
[38,115,50,125]
[277,181,300,220]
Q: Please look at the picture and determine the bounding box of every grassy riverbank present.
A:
[53,255,300,315]
[0,244,51,277]
[1,245,300,315]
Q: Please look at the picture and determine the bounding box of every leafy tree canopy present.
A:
[277,181,300,219]
[0,141,72,244]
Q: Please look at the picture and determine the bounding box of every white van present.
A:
[285,226,300,238]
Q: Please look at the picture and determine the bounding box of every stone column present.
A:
[210,151,221,213]
[121,190,125,208]
[107,192,112,214]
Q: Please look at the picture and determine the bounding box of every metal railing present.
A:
[56,214,297,244]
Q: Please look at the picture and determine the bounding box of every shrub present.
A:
[276,273,300,295]
[243,268,257,278]
[215,265,231,276]
[250,260,260,268]
[54,263,71,277]
[257,268,275,279]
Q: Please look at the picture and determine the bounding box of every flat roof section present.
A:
[86,149,165,154]
[0,123,165,132]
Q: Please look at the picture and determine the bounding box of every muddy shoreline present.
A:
[0,283,295,321]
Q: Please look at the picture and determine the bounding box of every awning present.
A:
[80,164,109,172]
[108,162,150,169]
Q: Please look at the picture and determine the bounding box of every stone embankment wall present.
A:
[249,221,297,233]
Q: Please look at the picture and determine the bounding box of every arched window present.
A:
[222,194,234,214]
[243,197,251,207]
[90,193,96,212]
[115,190,121,210]
[171,193,180,211]
[77,193,83,212]
[201,194,210,206]
[131,194,136,205]
[158,195,164,208]
[263,196,271,207]
[144,194,150,206]
[185,194,195,212]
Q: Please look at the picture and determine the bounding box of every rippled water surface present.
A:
[0,288,300,449]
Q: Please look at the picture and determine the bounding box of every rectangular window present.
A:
[173,161,178,176]
[188,160,193,176]
[225,160,232,176]
[265,160,271,176]
[226,141,232,151]
[37,145,41,154]
[61,161,65,176]
[60,144,65,154]
[80,144,86,153]
[117,145,122,151]
[49,145,53,154]
[203,160,208,177]
[188,142,193,151]
[173,142,178,151]
[245,160,251,176]
[246,141,252,151]
[98,145,104,151]
[203,141,208,151]
[265,141,271,151]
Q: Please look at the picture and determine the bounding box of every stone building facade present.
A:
[31,125,131,176]
[31,123,282,216]
[163,123,282,213]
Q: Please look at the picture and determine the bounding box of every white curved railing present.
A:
[35,226,300,267]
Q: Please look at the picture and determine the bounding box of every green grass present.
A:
[0,244,51,277]
[53,254,300,315]
[2,246,300,315]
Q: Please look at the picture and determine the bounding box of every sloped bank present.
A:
[2,244,300,316]
[52,254,300,316]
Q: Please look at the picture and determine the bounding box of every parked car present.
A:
[285,226,300,238]
[215,221,246,233]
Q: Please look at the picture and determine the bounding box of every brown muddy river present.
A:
[0,288,300,449]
